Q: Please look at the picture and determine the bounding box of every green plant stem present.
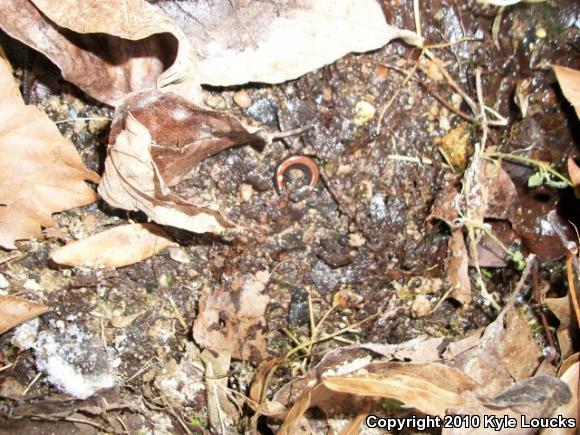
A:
[484,151,572,187]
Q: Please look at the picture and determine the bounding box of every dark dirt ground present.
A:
[1,0,579,434]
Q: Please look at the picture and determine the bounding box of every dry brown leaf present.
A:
[449,299,543,396]
[446,229,472,305]
[193,271,271,364]
[0,55,99,249]
[156,0,423,87]
[322,363,479,417]
[0,295,49,335]
[0,0,199,106]
[98,91,268,234]
[545,296,575,360]
[50,223,173,268]
[542,356,578,435]
[338,404,370,435]
[277,386,314,435]
[554,65,580,119]
[568,156,580,189]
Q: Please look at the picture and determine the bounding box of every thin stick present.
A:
[375,50,425,134]
[413,0,422,38]
[21,372,42,396]
[55,116,111,124]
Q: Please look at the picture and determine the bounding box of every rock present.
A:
[233,90,252,109]
[411,294,433,318]
[0,273,9,289]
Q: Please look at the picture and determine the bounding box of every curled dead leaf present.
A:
[0,0,200,106]
[156,0,423,87]
[0,55,99,249]
[0,295,49,335]
[51,223,173,268]
[99,91,267,234]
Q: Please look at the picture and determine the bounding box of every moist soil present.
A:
[1,0,579,433]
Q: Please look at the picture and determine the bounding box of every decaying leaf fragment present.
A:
[50,223,174,268]
[446,229,472,305]
[0,56,99,249]
[0,295,49,335]
[193,270,271,364]
[98,91,267,234]
[0,0,199,106]
[157,0,423,87]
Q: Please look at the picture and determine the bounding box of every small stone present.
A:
[233,90,252,109]
[239,183,254,202]
[373,65,389,82]
[169,247,190,264]
[288,287,309,327]
[348,233,366,247]
[535,28,547,39]
[322,87,333,101]
[23,279,42,291]
[203,94,226,110]
[411,294,432,318]
[0,273,9,289]
[353,100,376,126]
[369,194,386,221]
[158,272,173,288]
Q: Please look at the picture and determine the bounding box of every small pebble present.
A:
[0,273,9,289]
[169,247,190,264]
[23,279,42,291]
[348,233,366,248]
[239,183,253,202]
[411,294,432,318]
[203,94,226,110]
[233,90,252,109]
[353,100,376,126]
[535,28,547,39]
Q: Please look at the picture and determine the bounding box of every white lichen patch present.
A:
[11,318,40,349]
[29,323,117,399]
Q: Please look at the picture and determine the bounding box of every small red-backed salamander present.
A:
[275,155,319,194]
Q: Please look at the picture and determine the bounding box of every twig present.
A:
[168,296,188,330]
[55,116,111,124]
[375,50,425,134]
[532,261,557,361]
[21,372,42,396]
[413,0,422,38]
[462,68,500,310]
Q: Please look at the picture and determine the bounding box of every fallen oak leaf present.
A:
[0,0,200,106]
[99,112,229,234]
[51,223,174,268]
[0,55,99,249]
[157,0,423,87]
[99,90,271,233]
[0,295,49,335]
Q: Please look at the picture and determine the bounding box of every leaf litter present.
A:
[0,53,99,249]
[0,0,579,433]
